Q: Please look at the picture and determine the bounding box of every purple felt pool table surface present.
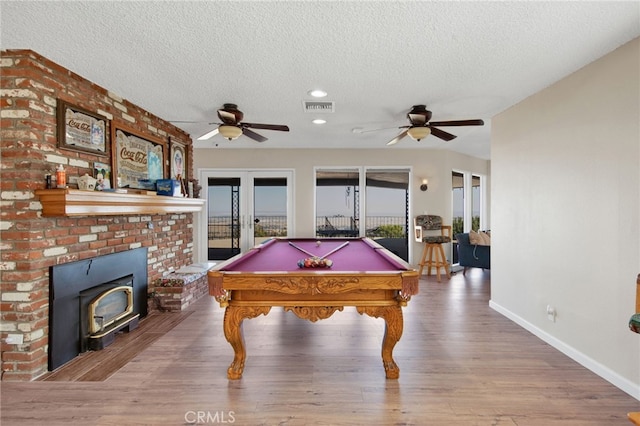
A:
[217,237,408,272]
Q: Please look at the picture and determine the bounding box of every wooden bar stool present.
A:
[414,215,452,282]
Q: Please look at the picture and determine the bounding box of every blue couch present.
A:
[455,233,490,274]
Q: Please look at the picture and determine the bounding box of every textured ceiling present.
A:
[1,1,638,159]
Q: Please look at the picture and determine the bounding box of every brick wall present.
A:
[0,50,197,381]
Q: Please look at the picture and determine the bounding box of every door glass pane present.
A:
[471,175,481,231]
[452,172,464,235]
[452,171,464,265]
[207,177,241,260]
[253,177,288,245]
[365,169,409,261]
[315,169,360,237]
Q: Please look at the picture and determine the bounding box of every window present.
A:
[365,169,409,260]
[315,167,410,260]
[315,168,360,238]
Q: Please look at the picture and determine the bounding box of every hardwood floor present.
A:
[39,310,194,382]
[2,270,638,425]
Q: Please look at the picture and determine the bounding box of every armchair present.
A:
[455,232,491,275]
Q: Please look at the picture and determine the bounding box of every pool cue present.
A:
[288,241,316,257]
[320,241,350,260]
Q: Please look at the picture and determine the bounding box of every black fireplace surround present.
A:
[49,248,148,370]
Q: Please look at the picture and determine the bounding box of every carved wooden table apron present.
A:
[208,238,418,380]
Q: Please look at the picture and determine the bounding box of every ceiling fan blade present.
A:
[243,128,268,142]
[242,122,289,132]
[386,129,409,146]
[428,119,484,127]
[429,126,457,141]
[196,128,219,141]
[358,125,409,134]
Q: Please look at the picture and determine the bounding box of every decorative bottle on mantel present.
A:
[56,164,66,188]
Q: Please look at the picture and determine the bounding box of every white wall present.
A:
[192,148,489,266]
[491,38,640,399]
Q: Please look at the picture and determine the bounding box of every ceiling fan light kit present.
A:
[218,125,243,140]
[407,126,431,141]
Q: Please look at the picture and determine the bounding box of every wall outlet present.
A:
[546,305,556,322]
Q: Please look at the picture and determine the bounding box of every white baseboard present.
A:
[489,299,640,401]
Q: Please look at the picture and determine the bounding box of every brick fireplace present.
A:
[0,50,199,380]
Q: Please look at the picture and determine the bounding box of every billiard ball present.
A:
[316,240,321,247]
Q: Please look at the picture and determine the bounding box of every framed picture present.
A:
[111,123,166,190]
[57,99,109,156]
[169,137,187,180]
[93,161,112,191]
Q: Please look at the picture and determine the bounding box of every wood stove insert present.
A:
[79,275,139,352]
[49,248,148,371]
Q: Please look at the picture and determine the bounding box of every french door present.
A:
[452,170,486,266]
[201,170,293,261]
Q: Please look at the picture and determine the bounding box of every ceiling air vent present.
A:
[302,101,335,113]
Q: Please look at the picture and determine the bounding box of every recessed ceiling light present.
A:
[312,119,326,124]
[308,89,327,98]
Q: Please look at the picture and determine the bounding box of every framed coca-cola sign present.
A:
[57,99,109,156]
[111,123,166,190]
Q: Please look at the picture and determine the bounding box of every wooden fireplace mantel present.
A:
[35,189,205,217]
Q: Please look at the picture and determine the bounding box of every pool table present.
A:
[208,237,419,380]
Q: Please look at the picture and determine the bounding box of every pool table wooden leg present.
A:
[357,305,403,379]
[223,305,271,380]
